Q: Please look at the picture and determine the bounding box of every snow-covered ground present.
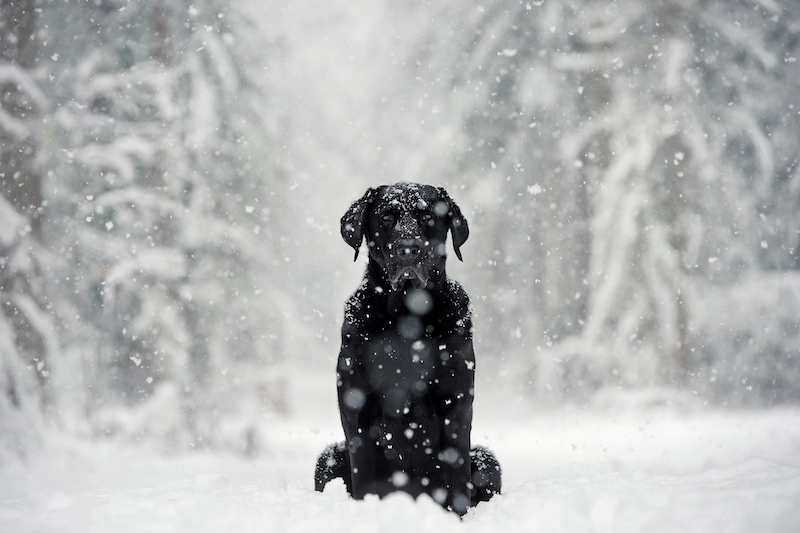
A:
[2,369,799,533]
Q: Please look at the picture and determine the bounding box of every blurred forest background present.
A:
[2,0,799,459]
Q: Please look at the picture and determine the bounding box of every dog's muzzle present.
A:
[388,239,429,290]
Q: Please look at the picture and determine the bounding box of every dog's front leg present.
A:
[340,418,376,498]
[438,395,473,515]
[337,353,390,500]
[435,337,475,516]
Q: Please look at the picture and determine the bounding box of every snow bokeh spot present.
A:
[391,471,409,488]
[432,487,448,504]
[343,388,366,410]
[405,289,433,316]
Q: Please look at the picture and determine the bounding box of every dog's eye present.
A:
[380,213,396,226]
[421,212,433,222]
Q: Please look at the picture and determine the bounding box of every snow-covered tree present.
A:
[387,1,590,366]
[36,0,288,448]
[398,0,800,403]
[554,0,800,399]
[1,0,54,459]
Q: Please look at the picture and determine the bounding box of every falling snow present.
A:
[2,0,800,531]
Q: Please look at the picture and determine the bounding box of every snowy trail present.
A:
[2,374,800,532]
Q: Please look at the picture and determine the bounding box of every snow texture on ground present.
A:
[2,372,800,533]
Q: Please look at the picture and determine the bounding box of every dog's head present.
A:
[341,182,469,290]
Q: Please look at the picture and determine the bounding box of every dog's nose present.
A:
[395,239,422,261]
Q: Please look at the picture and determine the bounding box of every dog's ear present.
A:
[341,187,377,261]
[438,188,469,261]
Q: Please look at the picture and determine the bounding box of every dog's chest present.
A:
[361,331,455,413]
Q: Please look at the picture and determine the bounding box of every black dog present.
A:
[313,183,500,515]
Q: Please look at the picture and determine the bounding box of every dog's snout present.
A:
[395,239,422,261]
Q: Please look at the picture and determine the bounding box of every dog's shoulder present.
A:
[342,278,369,330]
[438,276,473,333]
[344,278,369,315]
[443,277,471,315]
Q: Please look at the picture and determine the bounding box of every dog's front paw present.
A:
[469,445,502,503]
[314,442,350,492]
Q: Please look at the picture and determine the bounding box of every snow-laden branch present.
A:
[553,51,621,72]
[80,63,181,122]
[559,118,608,163]
[725,107,775,186]
[0,63,46,136]
[0,64,48,110]
[105,248,187,289]
[74,136,157,184]
[179,210,265,261]
[77,187,180,219]
[701,12,778,70]
[679,107,716,182]
[202,33,240,96]
[10,293,61,365]
[0,312,44,449]
[751,0,781,16]
[0,106,30,139]
[70,225,130,266]
[662,38,692,96]
[0,194,26,247]
[184,54,217,151]
[571,1,645,47]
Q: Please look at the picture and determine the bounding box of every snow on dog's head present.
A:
[340,182,469,291]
